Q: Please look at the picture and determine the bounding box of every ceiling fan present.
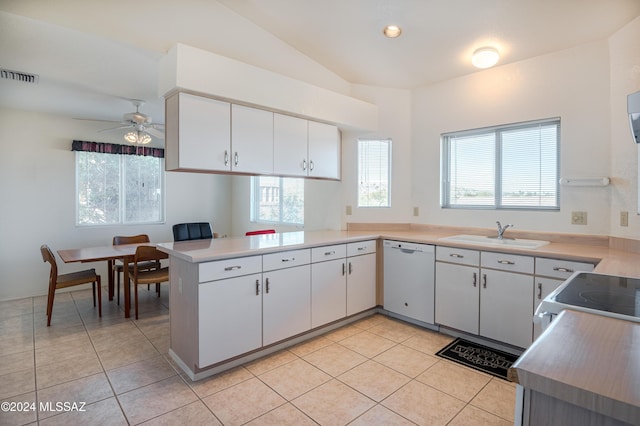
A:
[79,100,164,144]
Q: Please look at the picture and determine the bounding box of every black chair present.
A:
[172,222,213,241]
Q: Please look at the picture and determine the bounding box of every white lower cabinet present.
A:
[435,261,480,335]
[311,257,347,328]
[263,265,311,345]
[480,269,534,348]
[346,252,377,315]
[436,247,535,348]
[198,273,262,366]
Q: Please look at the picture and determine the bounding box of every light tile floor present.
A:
[0,284,516,425]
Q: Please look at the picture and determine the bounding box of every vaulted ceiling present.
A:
[1,0,639,131]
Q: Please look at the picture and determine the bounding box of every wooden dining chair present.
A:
[130,245,169,320]
[112,234,158,305]
[40,244,102,326]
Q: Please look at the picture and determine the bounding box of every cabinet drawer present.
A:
[535,257,595,279]
[263,249,311,271]
[199,255,262,282]
[347,240,376,257]
[481,252,534,274]
[436,246,480,266]
[311,244,346,263]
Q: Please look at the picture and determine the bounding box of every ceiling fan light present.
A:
[472,47,499,69]
[124,130,151,144]
[124,131,138,143]
[383,25,402,38]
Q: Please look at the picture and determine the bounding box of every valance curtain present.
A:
[71,140,164,158]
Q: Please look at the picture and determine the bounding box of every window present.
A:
[441,118,560,210]
[76,151,164,225]
[358,139,391,207]
[251,176,304,225]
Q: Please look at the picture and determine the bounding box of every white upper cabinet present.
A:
[273,113,308,177]
[308,121,341,180]
[165,92,231,172]
[166,92,341,179]
[231,104,274,175]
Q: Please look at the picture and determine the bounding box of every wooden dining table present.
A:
[57,242,153,319]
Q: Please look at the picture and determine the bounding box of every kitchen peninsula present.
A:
[158,225,640,381]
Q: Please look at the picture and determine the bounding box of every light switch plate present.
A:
[571,211,587,225]
[621,211,629,227]
[346,205,352,215]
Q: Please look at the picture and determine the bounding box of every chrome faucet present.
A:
[496,221,513,240]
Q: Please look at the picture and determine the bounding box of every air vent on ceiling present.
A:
[0,68,39,84]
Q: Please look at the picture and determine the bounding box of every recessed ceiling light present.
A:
[472,47,500,69]
[383,25,402,38]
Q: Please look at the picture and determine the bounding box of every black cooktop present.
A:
[553,272,640,317]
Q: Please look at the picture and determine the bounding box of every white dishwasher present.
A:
[383,240,435,324]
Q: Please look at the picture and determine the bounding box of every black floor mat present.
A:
[435,338,519,380]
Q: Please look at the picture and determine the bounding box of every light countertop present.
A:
[157,228,640,278]
[509,310,640,424]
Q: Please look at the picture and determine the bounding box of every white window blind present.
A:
[358,139,391,207]
[442,118,559,210]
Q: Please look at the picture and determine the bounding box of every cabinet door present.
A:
[480,269,534,348]
[166,92,231,172]
[263,265,311,345]
[435,262,479,334]
[346,253,377,316]
[231,104,274,174]
[307,121,340,180]
[533,277,563,340]
[273,113,308,176]
[311,259,346,328]
[198,273,262,367]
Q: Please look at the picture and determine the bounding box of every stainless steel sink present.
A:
[438,234,549,249]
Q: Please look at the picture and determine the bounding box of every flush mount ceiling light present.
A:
[472,47,500,69]
[124,130,151,145]
[383,25,402,38]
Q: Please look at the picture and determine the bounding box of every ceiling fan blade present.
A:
[145,127,165,139]
[98,124,132,133]
[74,117,122,124]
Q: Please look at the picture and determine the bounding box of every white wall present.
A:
[341,85,414,226]
[608,15,640,237]
[0,108,231,300]
[411,40,613,234]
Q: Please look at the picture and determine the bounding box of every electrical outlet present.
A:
[621,211,629,227]
[571,211,588,225]
[413,206,419,216]
[346,205,352,215]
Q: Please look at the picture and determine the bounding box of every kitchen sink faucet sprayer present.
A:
[496,221,513,240]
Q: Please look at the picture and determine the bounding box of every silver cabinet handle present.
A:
[309,160,314,171]
[357,246,366,251]
[255,279,260,296]
[537,282,542,299]
[224,265,242,271]
[224,150,229,166]
[281,257,295,262]
[553,267,574,273]
[342,263,346,276]
[482,274,487,289]
[266,277,270,294]
[348,262,353,275]
[324,251,335,256]
[302,159,307,171]
[450,253,464,258]
[234,152,239,166]
[472,272,477,287]
[498,260,515,265]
